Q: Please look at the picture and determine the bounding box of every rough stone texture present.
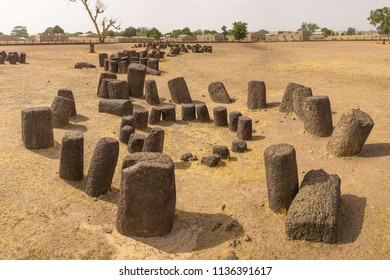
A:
[145,80,160,105]
[133,109,149,130]
[120,115,136,131]
[0,55,4,64]
[146,67,161,76]
[57,88,77,117]
[213,106,228,126]
[212,145,230,159]
[247,81,267,109]
[286,169,341,244]
[162,105,176,121]
[326,109,374,157]
[98,78,117,98]
[104,59,110,71]
[127,63,146,98]
[8,54,17,64]
[97,73,117,96]
[264,144,299,213]
[196,104,211,122]
[21,107,54,149]
[279,82,304,113]
[117,153,176,237]
[19,52,26,64]
[208,81,232,104]
[302,96,333,137]
[237,116,252,140]
[0,51,7,61]
[74,62,96,69]
[59,131,84,181]
[108,80,129,99]
[232,140,247,153]
[85,137,119,197]
[146,58,159,70]
[180,153,198,162]
[108,60,118,73]
[142,127,165,153]
[167,77,193,104]
[120,125,135,144]
[181,103,196,121]
[98,99,133,117]
[99,53,108,67]
[201,154,221,167]
[128,133,146,153]
[229,111,242,132]
[50,96,74,128]
[118,61,128,74]
[292,87,313,121]
[148,107,162,124]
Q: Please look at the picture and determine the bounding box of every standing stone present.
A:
[89,43,95,53]
[212,145,230,159]
[120,115,136,131]
[286,169,341,244]
[247,81,267,109]
[279,82,304,113]
[264,144,299,213]
[142,127,165,152]
[0,51,7,61]
[59,131,84,181]
[99,53,108,67]
[229,111,242,132]
[0,55,4,64]
[181,103,196,121]
[208,81,232,104]
[120,125,135,144]
[108,80,129,99]
[97,73,117,96]
[232,140,247,153]
[167,77,193,104]
[108,60,118,73]
[117,153,176,237]
[8,54,17,64]
[162,105,176,121]
[148,107,162,124]
[57,88,77,117]
[104,59,110,71]
[98,78,116,98]
[133,109,149,130]
[201,154,221,167]
[19,52,26,64]
[302,96,333,137]
[293,87,313,121]
[21,107,54,149]
[98,99,133,117]
[145,80,160,105]
[196,104,211,122]
[326,109,374,157]
[213,106,228,126]
[127,63,147,98]
[237,117,252,140]
[118,61,128,74]
[127,133,146,153]
[85,138,119,197]
[146,58,159,70]
[50,96,75,128]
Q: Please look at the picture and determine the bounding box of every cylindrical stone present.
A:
[98,78,117,98]
[279,82,304,113]
[145,80,160,105]
[19,52,26,64]
[229,111,242,132]
[196,104,211,122]
[237,116,252,140]
[50,96,75,128]
[99,53,108,67]
[120,125,135,144]
[232,140,247,153]
[181,103,196,121]
[208,81,232,104]
[108,60,118,73]
[21,107,54,149]
[127,63,146,98]
[85,137,119,197]
[59,131,84,181]
[302,96,333,137]
[264,143,299,213]
[142,127,165,153]
[127,133,146,153]
[326,109,374,157]
[97,73,117,96]
[133,109,149,130]
[247,81,267,109]
[98,99,133,117]
[57,88,77,117]
[118,61,128,74]
[104,58,110,71]
[108,80,129,99]
[8,54,17,64]
[293,87,313,121]
[148,107,162,124]
[89,43,95,53]
[0,55,4,64]
[117,153,176,237]
[146,58,159,70]
[212,145,230,159]
[167,77,193,104]
[120,115,136,131]
[162,105,176,121]
[213,106,228,126]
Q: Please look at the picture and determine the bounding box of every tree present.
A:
[230,21,248,40]
[0,32,3,36]
[321,27,335,36]
[10,26,29,38]
[368,7,390,35]
[122,26,137,37]
[45,25,65,34]
[146,27,162,39]
[221,25,229,38]
[346,27,356,35]
[298,22,320,35]
[69,0,120,43]
[203,29,217,35]
[69,31,83,37]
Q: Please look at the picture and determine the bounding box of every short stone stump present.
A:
[142,127,165,153]
[213,106,228,126]
[162,105,176,121]
[292,87,312,121]
[167,77,193,104]
[99,99,133,117]
[208,81,232,104]
[108,80,129,99]
[247,81,267,109]
[50,96,75,128]
[302,96,333,137]
[145,80,160,105]
[229,111,242,132]
[133,109,149,130]
[148,107,162,124]
[57,88,77,117]
[196,104,211,122]
[181,103,196,121]
[279,82,304,113]
[237,116,252,140]
[59,131,84,181]
[127,63,146,98]
[232,140,247,153]
[21,107,54,149]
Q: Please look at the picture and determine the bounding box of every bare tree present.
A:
[69,0,120,43]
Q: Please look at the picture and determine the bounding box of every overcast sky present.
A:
[0,0,389,35]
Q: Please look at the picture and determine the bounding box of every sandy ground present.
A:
[0,41,389,260]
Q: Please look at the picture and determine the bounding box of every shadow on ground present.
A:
[359,143,390,158]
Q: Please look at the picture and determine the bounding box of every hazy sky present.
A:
[0,0,389,35]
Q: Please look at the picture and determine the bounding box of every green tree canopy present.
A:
[231,21,248,40]
[346,27,356,35]
[221,25,229,37]
[146,27,162,39]
[122,26,137,37]
[298,22,320,35]
[104,30,116,36]
[10,26,29,38]
[166,27,193,38]
[321,27,335,36]
[45,25,65,33]
[203,29,217,35]
[368,7,390,34]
